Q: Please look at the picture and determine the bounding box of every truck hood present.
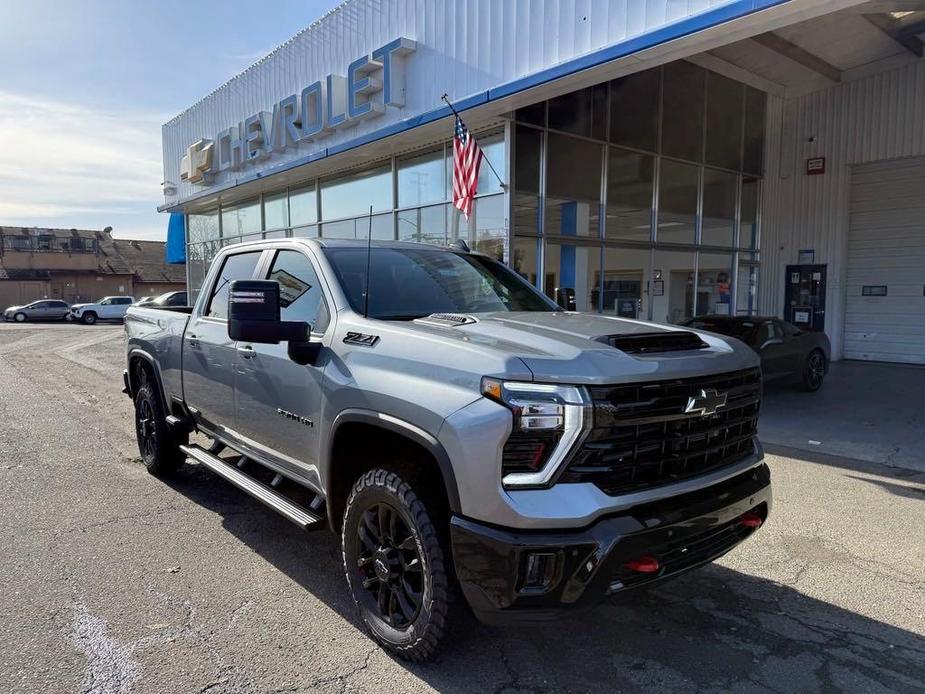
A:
[70,303,91,310]
[394,311,759,384]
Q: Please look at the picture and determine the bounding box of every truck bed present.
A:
[124,305,192,404]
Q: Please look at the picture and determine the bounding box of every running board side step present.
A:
[180,444,323,530]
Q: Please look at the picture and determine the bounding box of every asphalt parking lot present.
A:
[0,321,923,694]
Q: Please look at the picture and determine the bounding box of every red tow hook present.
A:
[625,555,660,573]
[739,512,763,528]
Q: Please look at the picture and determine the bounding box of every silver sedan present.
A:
[3,300,71,322]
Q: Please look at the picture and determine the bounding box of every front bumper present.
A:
[450,463,771,624]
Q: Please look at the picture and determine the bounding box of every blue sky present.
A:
[0,0,340,239]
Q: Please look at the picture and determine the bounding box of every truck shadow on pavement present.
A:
[164,463,925,693]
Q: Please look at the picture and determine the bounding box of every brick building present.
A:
[0,227,185,307]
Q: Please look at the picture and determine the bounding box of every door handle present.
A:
[236,344,256,359]
[186,333,200,348]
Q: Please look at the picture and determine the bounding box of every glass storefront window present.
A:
[705,72,744,171]
[744,87,766,176]
[476,134,506,196]
[696,252,734,317]
[512,236,539,285]
[652,248,695,324]
[221,199,261,237]
[610,68,660,152]
[741,176,759,250]
[398,147,446,207]
[322,212,393,240]
[321,164,391,220]
[545,241,601,312]
[398,204,447,244]
[737,260,759,315]
[290,184,317,226]
[516,101,545,127]
[472,194,506,261]
[657,159,698,244]
[548,85,607,140]
[603,246,650,319]
[606,148,654,242]
[187,242,206,301]
[263,191,289,231]
[661,61,705,162]
[188,211,219,244]
[701,168,737,247]
[292,224,319,238]
[545,133,602,237]
[514,125,542,236]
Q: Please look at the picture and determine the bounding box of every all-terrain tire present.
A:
[342,468,450,662]
[81,312,97,325]
[134,382,184,476]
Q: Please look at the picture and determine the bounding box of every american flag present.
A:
[452,116,483,219]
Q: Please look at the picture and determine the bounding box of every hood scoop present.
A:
[597,330,708,355]
[414,313,478,328]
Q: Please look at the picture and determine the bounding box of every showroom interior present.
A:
[164,0,925,366]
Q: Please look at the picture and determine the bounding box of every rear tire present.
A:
[82,312,97,325]
[800,349,826,392]
[342,468,450,662]
[14,312,26,323]
[134,382,184,476]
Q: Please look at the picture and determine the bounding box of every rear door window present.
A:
[206,251,262,319]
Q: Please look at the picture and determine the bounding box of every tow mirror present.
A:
[227,280,309,345]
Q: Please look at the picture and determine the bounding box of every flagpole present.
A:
[441,93,506,190]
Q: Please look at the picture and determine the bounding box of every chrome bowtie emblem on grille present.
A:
[684,388,728,416]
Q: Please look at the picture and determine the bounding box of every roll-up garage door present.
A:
[846,157,925,364]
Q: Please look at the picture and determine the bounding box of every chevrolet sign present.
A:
[179,37,416,186]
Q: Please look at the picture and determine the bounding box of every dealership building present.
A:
[160,0,925,364]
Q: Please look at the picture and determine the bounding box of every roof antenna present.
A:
[363,205,373,318]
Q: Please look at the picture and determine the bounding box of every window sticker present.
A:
[271,269,311,308]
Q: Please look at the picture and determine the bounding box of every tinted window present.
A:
[50,301,67,308]
[686,318,758,344]
[117,298,133,305]
[206,251,262,319]
[267,250,329,332]
[662,61,705,162]
[323,247,557,320]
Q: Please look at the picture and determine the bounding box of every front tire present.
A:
[342,469,450,662]
[14,312,26,323]
[81,312,97,325]
[134,382,184,476]
[800,349,826,391]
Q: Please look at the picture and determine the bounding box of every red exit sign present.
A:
[806,157,826,175]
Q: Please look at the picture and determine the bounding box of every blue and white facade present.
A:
[161,0,925,363]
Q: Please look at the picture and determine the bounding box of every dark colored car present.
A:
[135,291,188,308]
[682,315,830,391]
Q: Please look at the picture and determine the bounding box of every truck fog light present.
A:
[520,551,559,593]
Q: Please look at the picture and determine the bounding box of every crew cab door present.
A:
[183,250,264,436]
[233,247,332,479]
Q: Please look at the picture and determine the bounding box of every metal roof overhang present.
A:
[160,0,866,216]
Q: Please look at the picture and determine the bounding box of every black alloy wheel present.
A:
[133,382,184,476]
[802,350,826,391]
[356,502,425,629]
[342,468,450,661]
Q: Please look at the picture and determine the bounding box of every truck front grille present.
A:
[558,368,761,496]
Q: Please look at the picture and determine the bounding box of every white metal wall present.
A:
[162,0,743,204]
[760,60,925,360]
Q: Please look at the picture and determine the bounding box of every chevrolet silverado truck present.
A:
[123,238,770,661]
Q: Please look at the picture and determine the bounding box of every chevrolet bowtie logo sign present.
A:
[684,388,728,417]
[180,139,215,185]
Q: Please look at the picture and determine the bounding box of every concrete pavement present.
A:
[0,322,923,693]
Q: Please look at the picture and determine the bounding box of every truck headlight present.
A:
[481,378,592,489]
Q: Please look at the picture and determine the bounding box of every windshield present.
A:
[323,247,558,319]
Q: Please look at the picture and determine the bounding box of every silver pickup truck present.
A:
[124,238,770,661]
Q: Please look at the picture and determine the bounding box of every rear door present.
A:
[233,247,332,479]
[183,250,264,437]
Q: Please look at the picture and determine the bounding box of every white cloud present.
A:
[0,90,168,239]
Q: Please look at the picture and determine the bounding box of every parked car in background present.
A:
[69,296,135,324]
[682,316,830,391]
[3,300,70,322]
[135,291,187,308]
